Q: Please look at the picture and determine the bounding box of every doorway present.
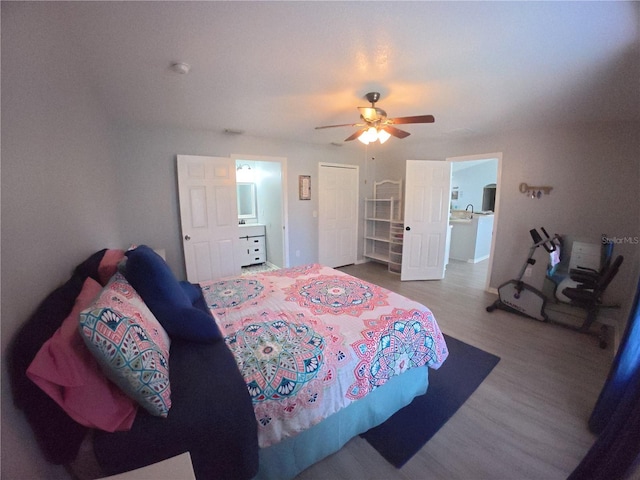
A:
[232,154,289,269]
[446,153,503,292]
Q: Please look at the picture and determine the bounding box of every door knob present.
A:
[184,234,191,241]
[405,226,411,231]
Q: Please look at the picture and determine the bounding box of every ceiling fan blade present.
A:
[344,129,367,142]
[315,123,360,130]
[383,125,411,139]
[389,114,435,125]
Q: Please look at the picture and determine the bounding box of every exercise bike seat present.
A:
[562,255,624,331]
[567,238,614,288]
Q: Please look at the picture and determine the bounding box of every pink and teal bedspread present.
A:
[200,264,448,448]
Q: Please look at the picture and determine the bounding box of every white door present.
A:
[401,160,452,281]
[177,155,241,282]
[318,163,359,268]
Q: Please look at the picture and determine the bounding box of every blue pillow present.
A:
[179,281,202,305]
[172,307,221,342]
[124,246,221,343]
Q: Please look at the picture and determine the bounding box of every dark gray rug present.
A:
[361,334,500,467]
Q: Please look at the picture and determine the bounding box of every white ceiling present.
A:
[48,1,639,151]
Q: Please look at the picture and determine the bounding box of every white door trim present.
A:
[446,152,503,292]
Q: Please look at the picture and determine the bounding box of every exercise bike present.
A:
[486,228,558,322]
[487,228,615,349]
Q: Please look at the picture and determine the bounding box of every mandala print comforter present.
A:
[200,264,448,448]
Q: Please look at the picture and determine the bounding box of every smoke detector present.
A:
[170,62,191,75]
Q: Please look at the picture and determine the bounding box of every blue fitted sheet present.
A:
[255,365,429,480]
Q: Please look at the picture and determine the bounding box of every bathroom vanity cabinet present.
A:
[239,224,266,266]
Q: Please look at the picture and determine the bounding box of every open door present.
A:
[401,160,452,281]
[177,155,241,282]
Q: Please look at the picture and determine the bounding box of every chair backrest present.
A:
[596,255,624,294]
[600,236,614,272]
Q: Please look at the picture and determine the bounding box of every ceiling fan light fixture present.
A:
[316,92,434,144]
[358,127,390,145]
[366,127,378,143]
[357,132,370,145]
[377,129,391,144]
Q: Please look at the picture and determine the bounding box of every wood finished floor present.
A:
[295,260,614,480]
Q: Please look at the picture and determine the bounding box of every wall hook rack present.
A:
[519,182,553,199]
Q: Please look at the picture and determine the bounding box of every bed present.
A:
[200,263,448,478]
[9,247,448,479]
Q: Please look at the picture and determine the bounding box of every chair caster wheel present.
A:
[486,305,495,312]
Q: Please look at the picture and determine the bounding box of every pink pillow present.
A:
[98,249,126,285]
[27,277,138,432]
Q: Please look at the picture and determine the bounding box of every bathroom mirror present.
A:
[237,182,256,219]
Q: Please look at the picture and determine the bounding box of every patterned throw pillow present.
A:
[79,273,172,417]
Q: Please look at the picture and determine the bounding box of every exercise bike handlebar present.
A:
[529,228,559,253]
[511,228,560,282]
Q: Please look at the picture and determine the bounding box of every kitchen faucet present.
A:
[465,204,474,214]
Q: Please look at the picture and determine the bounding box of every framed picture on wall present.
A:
[299,175,311,200]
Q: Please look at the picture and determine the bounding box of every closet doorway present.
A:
[232,154,289,269]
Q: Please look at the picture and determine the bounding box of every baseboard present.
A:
[469,254,490,264]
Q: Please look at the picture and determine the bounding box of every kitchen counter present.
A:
[449,213,494,263]
[449,218,473,224]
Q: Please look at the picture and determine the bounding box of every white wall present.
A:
[1,4,124,478]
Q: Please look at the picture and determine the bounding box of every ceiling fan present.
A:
[315,92,435,144]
